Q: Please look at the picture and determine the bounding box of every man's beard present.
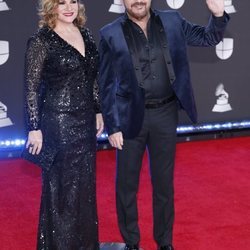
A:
[127,2,149,21]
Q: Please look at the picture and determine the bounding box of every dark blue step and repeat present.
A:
[0,0,249,149]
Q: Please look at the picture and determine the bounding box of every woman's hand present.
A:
[96,113,104,137]
[26,130,43,155]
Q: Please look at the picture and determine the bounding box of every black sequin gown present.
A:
[24,26,100,250]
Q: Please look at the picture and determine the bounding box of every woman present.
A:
[24,0,103,249]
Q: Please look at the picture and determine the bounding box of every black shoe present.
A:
[124,244,139,250]
[158,245,174,250]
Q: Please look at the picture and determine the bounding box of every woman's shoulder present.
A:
[81,26,95,38]
[80,27,98,55]
[80,26,96,44]
[28,26,51,43]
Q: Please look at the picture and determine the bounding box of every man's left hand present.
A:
[206,0,225,17]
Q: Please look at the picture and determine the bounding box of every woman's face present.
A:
[54,0,79,25]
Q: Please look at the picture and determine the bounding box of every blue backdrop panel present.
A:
[0,0,249,141]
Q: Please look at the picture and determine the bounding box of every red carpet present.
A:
[1,136,250,250]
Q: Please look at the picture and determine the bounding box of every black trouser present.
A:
[116,99,178,246]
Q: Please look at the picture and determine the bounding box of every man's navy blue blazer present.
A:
[98,9,230,139]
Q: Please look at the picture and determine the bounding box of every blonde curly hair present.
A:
[38,0,86,29]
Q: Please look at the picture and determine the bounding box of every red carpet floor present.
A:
[1,136,250,250]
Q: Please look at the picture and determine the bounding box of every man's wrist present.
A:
[213,11,224,17]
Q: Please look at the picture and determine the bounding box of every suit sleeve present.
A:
[98,33,121,136]
[179,11,230,46]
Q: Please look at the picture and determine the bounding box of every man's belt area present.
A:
[145,95,176,109]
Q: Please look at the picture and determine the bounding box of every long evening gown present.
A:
[24,26,100,250]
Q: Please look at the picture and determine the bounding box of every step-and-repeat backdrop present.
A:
[0,0,249,141]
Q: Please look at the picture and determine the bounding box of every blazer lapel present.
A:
[121,20,144,88]
[154,12,176,84]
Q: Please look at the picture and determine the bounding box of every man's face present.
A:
[123,0,152,21]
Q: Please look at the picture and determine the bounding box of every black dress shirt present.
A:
[125,12,174,101]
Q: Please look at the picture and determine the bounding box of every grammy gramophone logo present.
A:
[109,0,125,14]
[166,0,185,9]
[212,84,232,112]
[0,0,10,11]
[0,101,13,128]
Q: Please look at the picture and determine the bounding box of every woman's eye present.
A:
[58,0,77,5]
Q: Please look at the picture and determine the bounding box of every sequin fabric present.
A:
[24,26,100,250]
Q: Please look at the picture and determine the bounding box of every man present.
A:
[98,1,229,249]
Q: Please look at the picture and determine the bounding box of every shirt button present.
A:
[152,75,156,80]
